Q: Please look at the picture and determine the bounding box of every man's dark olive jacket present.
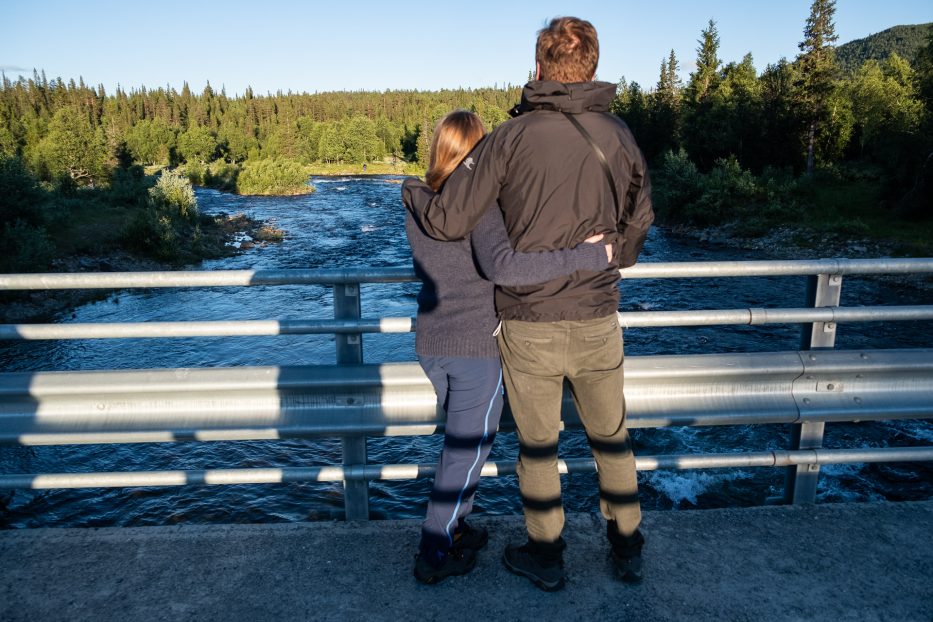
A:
[403,80,654,322]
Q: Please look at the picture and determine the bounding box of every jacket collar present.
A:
[510,80,616,116]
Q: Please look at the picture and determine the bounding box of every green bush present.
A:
[652,149,703,222]
[122,209,179,261]
[123,170,199,261]
[653,152,803,229]
[687,156,758,225]
[0,220,54,273]
[203,161,239,193]
[108,165,149,208]
[149,169,198,220]
[0,156,47,227]
[235,159,313,195]
[179,160,240,193]
[181,162,207,186]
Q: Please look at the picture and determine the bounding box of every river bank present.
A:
[667,222,898,258]
[662,222,933,296]
[305,161,422,177]
[182,160,421,196]
[0,212,284,323]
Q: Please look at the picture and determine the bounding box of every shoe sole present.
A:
[502,554,565,592]
[616,568,643,585]
[413,554,477,585]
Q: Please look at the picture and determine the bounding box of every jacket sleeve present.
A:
[616,144,655,269]
[471,205,610,287]
[402,133,507,241]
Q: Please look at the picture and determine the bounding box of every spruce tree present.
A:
[760,59,807,171]
[647,50,683,160]
[682,21,723,168]
[416,119,433,168]
[797,0,839,175]
[687,19,721,104]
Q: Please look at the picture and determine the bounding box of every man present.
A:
[404,16,654,591]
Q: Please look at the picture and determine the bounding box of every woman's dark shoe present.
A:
[502,537,566,592]
[413,545,477,585]
[452,519,488,552]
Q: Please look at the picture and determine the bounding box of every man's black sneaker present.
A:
[607,523,645,584]
[452,520,488,552]
[610,548,644,584]
[413,546,477,585]
[502,538,566,592]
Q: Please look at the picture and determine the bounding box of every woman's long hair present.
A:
[425,110,486,192]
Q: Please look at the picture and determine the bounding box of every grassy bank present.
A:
[797,176,933,255]
[652,153,933,256]
[180,159,423,196]
[181,160,316,196]
[305,161,423,176]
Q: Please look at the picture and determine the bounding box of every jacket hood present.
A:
[511,80,616,116]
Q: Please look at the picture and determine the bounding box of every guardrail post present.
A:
[334,283,369,520]
[785,273,842,504]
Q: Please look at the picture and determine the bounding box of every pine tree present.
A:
[797,0,839,175]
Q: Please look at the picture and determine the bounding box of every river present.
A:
[1,175,931,528]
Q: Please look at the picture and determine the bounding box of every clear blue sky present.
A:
[2,1,931,96]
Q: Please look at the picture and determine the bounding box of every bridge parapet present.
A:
[2,258,932,518]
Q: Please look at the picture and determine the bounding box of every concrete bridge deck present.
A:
[2,500,931,622]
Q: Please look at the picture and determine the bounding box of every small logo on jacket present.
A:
[463,157,475,170]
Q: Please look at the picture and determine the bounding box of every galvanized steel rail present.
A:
[0,266,417,289]
[2,257,932,341]
[2,306,933,340]
[1,257,932,518]
[2,350,931,444]
[2,447,930,490]
[2,258,931,290]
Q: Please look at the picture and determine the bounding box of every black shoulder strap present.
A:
[562,112,620,211]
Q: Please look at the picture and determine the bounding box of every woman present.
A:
[401,110,612,584]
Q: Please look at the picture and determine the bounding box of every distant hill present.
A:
[835,23,932,73]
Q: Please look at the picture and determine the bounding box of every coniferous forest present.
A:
[1,0,932,273]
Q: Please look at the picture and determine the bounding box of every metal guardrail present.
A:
[2,350,931,443]
[1,258,931,290]
[2,306,933,340]
[3,448,931,490]
[1,258,932,520]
